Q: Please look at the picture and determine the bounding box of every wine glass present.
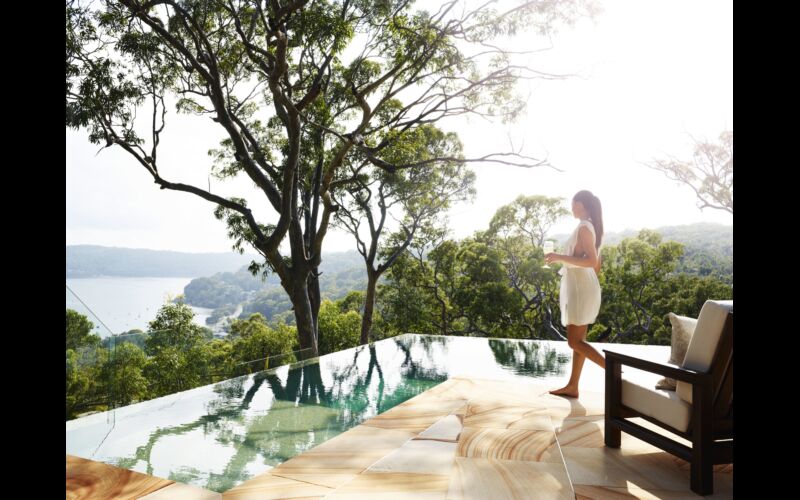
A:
[542,240,555,268]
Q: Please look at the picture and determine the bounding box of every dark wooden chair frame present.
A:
[604,311,733,495]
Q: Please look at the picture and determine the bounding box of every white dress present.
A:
[558,219,601,326]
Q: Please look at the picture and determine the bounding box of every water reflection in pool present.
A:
[66,334,570,492]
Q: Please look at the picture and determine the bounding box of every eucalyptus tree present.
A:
[646,130,733,214]
[67,0,597,355]
[334,124,476,344]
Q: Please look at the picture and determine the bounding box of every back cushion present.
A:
[676,300,733,404]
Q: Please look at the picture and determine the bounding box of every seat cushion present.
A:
[676,300,733,403]
[622,368,691,433]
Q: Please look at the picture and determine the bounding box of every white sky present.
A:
[66,0,732,254]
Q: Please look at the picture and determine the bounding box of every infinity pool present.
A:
[66,334,651,492]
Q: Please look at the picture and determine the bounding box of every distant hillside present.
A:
[183,250,366,309]
[555,222,732,255]
[554,222,732,283]
[66,245,256,278]
[602,223,732,256]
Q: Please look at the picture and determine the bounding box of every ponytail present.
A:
[573,190,604,249]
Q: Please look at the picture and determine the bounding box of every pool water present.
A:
[65,334,579,492]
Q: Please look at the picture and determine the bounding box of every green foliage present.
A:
[66,308,100,350]
[380,219,732,346]
[229,314,297,375]
[66,217,733,422]
[185,266,271,308]
[67,302,300,419]
[676,248,732,284]
[646,274,733,344]
[377,251,439,336]
[318,300,362,355]
[453,241,526,337]
[144,345,205,397]
[103,342,148,406]
[207,304,237,325]
[183,251,368,322]
[603,223,732,284]
[202,339,235,380]
[67,0,598,354]
[337,291,365,314]
[379,195,568,340]
[66,344,109,420]
[240,288,295,322]
[144,302,210,355]
[102,329,148,350]
[487,195,570,246]
[590,230,733,345]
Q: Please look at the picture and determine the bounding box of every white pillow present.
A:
[655,313,697,390]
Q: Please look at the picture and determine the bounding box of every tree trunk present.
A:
[307,266,322,351]
[360,270,379,345]
[291,278,319,357]
[439,296,448,336]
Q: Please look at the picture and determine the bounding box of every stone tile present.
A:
[66,455,173,500]
[562,446,671,489]
[363,399,468,433]
[574,480,733,500]
[416,414,464,442]
[451,404,469,418]
[536,390,606,419]
[264,416,429,488]
[562,446,731,493]
[462,379,555,408]
[574,484,703,499]
[672,457,732,474]
[556,416,667,453]
[213,376,730,499]
[462,402,552,431]
[326,472,450,499]
[222,473,333,499]
[703,475,734,499]
[270,473,356,490]
[362,415,450,434]
[311,425,416,453]
[447,457,573,500]
[271,449,390,477]
[456,427,562,463]
[140,482,221,499]
[392,398,470,414]
[424,379,489,402]
[367,439,457,475]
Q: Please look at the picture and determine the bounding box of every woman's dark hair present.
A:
[573,190,604,249]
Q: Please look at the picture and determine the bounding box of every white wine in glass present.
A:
[542,240,555,268]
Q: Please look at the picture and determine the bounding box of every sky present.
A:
[66,0,732,254]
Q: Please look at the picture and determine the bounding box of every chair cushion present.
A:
[622,368,691,433]
[676,300,733,404]
[656,313,697,390]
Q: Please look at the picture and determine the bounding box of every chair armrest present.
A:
[604,349,709,385]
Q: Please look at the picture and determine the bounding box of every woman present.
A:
[546,190,605,398]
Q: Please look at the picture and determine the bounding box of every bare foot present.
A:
[549,386,579,398]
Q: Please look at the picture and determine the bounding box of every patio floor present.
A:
[67,346,733,500]
[221,376,732,499]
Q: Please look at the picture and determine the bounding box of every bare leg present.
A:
[550,324,605,398]
[572,327,606,369]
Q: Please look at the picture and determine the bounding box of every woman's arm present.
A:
[545,226,599,269]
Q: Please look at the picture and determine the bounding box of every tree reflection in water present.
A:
[104,335,567,492]
[488,338,570,377]
[114,336,449,492]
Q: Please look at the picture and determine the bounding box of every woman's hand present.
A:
[545,253,561,265]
